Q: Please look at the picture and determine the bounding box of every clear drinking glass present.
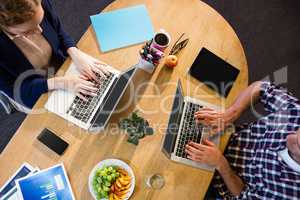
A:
[146,174,165,190]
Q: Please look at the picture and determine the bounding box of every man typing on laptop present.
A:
[185,81,300,199]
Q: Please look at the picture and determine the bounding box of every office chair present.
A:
[0,91,16,114]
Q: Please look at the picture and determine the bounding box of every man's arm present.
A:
[259,82,299,113]
[185,140,245,196]
[225,81,262,123]
[217,155,245,196]
[213,82,262,194]
[199,82,264,194]
[228,81,299,118]
[194,81,262,132]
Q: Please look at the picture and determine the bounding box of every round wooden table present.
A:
[0,0,248,200]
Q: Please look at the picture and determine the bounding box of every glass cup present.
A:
[146,174,165,190]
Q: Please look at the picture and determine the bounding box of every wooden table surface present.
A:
[0,0,248,199]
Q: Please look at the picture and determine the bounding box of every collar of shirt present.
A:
[2,25,43,40]
[278,148,300,173]
[2,30,20,40]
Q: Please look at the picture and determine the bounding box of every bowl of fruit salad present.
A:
[89,159,135,200]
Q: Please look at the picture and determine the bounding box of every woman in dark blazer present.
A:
[0,0,109,109]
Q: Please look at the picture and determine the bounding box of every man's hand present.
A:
[185,139,245,196]
[194,107,239,134]
[194,108,227,133]
[185,139,224,168]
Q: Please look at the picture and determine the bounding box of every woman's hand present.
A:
[67,47,109,82]
[194,107,238,133]
[47,75,98,101]
[185,139,224,168]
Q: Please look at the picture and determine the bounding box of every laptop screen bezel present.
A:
[162,80,185,158]
[89,66,137,131]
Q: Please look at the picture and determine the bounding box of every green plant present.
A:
[119,111,154,145]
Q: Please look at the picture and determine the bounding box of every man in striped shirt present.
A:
[185,81,300,199]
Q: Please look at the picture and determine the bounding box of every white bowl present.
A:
[88,159,135,200]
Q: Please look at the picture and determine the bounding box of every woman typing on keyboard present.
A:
[0,0,109,111]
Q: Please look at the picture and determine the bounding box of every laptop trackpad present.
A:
[45,90,75,115]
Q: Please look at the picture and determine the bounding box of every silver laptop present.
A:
[162,80,221,171]
[45,63,136,131]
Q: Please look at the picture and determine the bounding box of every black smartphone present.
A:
[37,128,69,155]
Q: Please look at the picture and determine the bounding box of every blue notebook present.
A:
[16,164,75,200]
[90,5,154,52]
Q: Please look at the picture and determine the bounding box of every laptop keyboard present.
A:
[66,71,114,123]
[175,102,203,158]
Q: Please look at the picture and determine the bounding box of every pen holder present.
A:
[138,39,166,74]
[137,29,172,74]
[137,57,156,74]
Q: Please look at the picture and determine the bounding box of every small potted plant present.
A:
[119,111,154,145]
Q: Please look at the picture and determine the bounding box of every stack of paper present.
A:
[0,163,75,200]
[0,163,39,200]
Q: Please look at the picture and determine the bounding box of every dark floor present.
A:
[0,0,299,159]
[202,0,300,125]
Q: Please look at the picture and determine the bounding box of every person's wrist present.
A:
[216,155,226,171]
[68,47,87,69]
[224,105,240,124]
[216,156,231,175]
[47,77,64,91]
[47,78,55,90]
[67,47,80,59]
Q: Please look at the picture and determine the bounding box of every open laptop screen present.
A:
[162,80,184,158]
[91,67,136,129]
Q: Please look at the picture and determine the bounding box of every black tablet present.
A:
[189,48,240,97]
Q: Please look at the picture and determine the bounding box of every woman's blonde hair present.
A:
[0,0,40,27]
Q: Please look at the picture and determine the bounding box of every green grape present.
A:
[96,177,102,183]
[105,181,111,187]
[104,191,109,198]
[100,190,106,197]
[103,186,110,192]
[104,175,109,181]
[102,180,108,186]
[93,166,124,199]
[93,183,97,190]
[100,171,106,176]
